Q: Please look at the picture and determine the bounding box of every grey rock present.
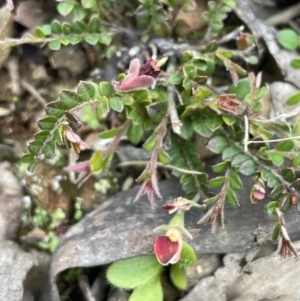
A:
[0,241,37,301]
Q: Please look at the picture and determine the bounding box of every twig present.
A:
[250,106,300,124]
[6,57,21,95]
[266,2,300,26]
[244,115,249,151]
[78,275,97,301]
[247,136,300,145]
[167,56,182,134]
[20,78,47,106]
[117,160,202,175]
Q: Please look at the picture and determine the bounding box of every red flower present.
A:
[153,212,192,265]
[112,58,164,92]
[154,229,182,265]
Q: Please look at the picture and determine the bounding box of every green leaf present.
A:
[51,20,62,34]
[193,59,207,71]
[256,86,268,100]
[158,148,171,165]
[143,135,156,152]
[205,116,223,131]
[281,168,295,182]
[90,150,103,172]
[48,40,61,51]
[28,140,43,155]
[78,81,96,99]
[178,242,197,267]
[286,91,300,106]
[109,97,124,112]
[35,27,46,38]
[203,195,219,206]
[208,1,216,12]
[212,161,228,173]
[73,20,86,33]
[290,58,300,69]
[224,0,236,7]
[211,19,223,31]
[99,34,112,45]
[239,159,257,176]
[208,176,226,188]
[192,86,211,101]
[226,187,239,207]
[228,78,250,100]
[99,82,114,97]
[252,102,262,113]
[27,160,39,172]
[281,196,292,212]
[193,119,212,137]
[170,264,187,290]
[97,96,109,116]
[207,136,228,154]
[276,140,294,151]
[127,124,143,144]
[60,90,82,108]
[84,34,100,45]
[230,170,243,190]
[272,222,280,240]
[107,255,162,289]
[99,127,121,139]
[73,5,86,20]
[231,153,249,167]
[277,29,299,50]
[38,116,58,130]
[169,72,183,85]
[35,130,50,141]
[81,0,96,9]
[129,275,163,301]
[206,40,218,52]
[261,169,280,188]
[44,141,56,158]
[69,36,82,45]
[269,184,283,200]
[265,201,278,215]
[88,16,101,33]
[222,115,236,125]
[120,94,134,105]
[292,153,300,167]
[21,153,34,163]
[57,2,74,16]
[62,23,73,35]
[222,146,240,161]
[179,119,193,139]
[267,153,284,166]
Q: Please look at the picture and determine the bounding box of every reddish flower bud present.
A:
[291,195,298,205]
[161,204,176,211]
[250,180,265,203]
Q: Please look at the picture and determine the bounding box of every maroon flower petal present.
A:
[154,236,180,265]
[139,60,161,79]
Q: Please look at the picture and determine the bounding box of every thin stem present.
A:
[117,160,202,175]
[244,115,249,151]
[103,119,131,157]
[247,136,300,145]
[167,57,182,134]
